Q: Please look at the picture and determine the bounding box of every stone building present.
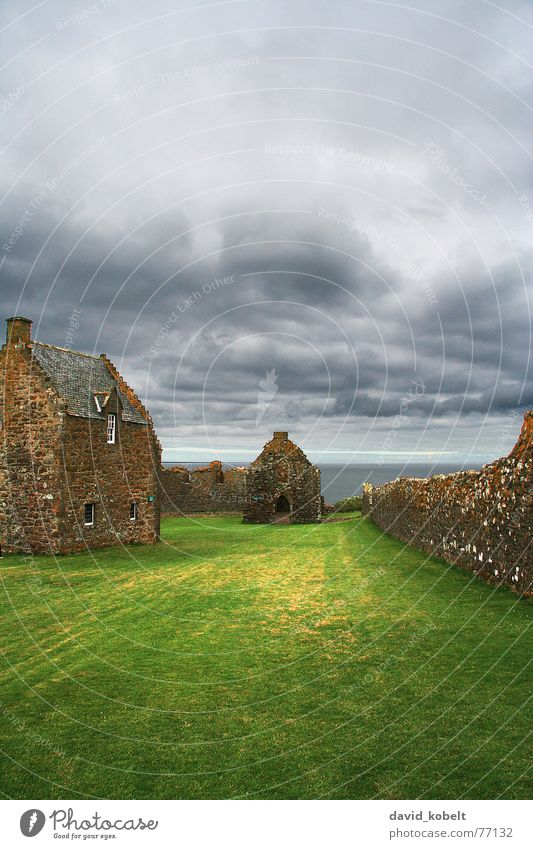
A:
[0,317,161,554]
[243,431,321,523]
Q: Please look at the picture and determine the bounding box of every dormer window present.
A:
[107,413,116,444]
[94,393,109,412]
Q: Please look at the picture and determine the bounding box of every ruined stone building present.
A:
[362,411,532,595]
[0,317,161,554]
[243,431,321,523]
[158,460,247,514]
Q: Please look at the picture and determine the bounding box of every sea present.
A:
[162,461,483,504]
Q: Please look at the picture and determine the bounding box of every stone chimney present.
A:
[6,316,32,346]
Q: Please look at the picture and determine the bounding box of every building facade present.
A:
[0,317,161,554]
[243,431,321,523]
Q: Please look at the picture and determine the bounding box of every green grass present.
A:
[0,515,531,799]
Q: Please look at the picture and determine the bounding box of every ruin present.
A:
[243,431,321,523]
[362,411,532,595]
[2,314,529,588]
[158,461,247,515]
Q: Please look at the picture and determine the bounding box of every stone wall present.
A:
[158,461,247,515]
[0,333,65,553]
[59,388,161,552]
[362,412,532,595]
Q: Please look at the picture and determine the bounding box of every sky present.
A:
[1,0,532,464]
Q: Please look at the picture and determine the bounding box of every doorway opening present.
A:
[274,494,291,523]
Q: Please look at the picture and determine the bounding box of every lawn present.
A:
[0,515,531,799]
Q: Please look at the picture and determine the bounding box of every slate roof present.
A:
[31,342,147,424]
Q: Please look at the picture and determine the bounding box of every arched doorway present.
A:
[274,494,291,523]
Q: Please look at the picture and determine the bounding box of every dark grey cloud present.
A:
[1,0,532,461]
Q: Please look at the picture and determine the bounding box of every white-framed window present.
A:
[106,413,116,444]
[129,501,138,521]
[84,503,95,526]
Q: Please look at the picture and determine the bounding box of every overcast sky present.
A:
[1,0,532,464]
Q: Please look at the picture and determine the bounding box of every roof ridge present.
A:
[251,434,313,466]
[31,340,102,361]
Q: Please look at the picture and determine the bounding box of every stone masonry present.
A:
[158,461,247,514]
[362,412,532,595]
[0,317,161,554]
[243,431,321,523]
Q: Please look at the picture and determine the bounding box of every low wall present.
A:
[362,412,532,595]
[158,461,247,515]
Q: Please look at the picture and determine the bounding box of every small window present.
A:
[106,413,116,444]
[84,503,95,526]
[129,502,137,521]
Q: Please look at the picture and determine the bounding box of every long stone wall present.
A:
[362,412,532,595]
[158,461,247,515]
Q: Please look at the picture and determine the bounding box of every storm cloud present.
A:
[1,0,532,462]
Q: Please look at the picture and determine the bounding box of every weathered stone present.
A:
[158,461,247,514]
[243,432,321,523]
[362,412,532,595]
[0,317,161,554]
